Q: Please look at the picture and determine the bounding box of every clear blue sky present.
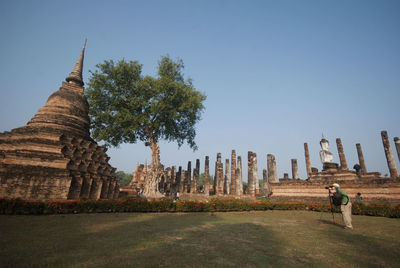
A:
[1,0,399,180]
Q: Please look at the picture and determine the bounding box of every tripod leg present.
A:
[328,194,335,224]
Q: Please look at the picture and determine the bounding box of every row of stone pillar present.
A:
[212,151,246,195]
[159,130,399,196]
[165,150,279,197]
[301,131,399,179]
[61,136,119,199]
[67,172,119,200]
[157,131,400,197]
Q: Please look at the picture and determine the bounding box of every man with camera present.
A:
[329,183,353,229]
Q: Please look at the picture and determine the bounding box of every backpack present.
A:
[331,191,343,206]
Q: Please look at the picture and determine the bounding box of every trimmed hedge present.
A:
[1,198,399,218]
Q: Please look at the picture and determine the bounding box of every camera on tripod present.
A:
[321,185,336,223]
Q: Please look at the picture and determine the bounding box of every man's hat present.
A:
[332,183,340,188]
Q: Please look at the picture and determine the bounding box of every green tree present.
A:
[86,56,206,198]
[115,170,133,187]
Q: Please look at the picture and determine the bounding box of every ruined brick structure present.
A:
[270,132,400,203]
[120,130,399,203]
[123,160,184,196]
[0,42,119,200]
[127,161,147,191]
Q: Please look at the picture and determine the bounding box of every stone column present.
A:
[262,169,271,196]
[218,155,224,194]
[67,171,83,199]
[168,167,174,192]
[304,143,312,178]
[171,166,176,192]
[178,166,184,194]
[89,176,102,200]
[190,167,197,194]
[96,177,104,199]
[195,159,200,193]
[263,169,267,187]
[291,159,299,179]
[356,143,367,174]
[113,182,120,199]
[159,172,166,193]
[248,151,255,196]
[79,173,93,199]
[93,176,106,200]
[336,138,348,170]
[253,153,259,195]
[394,137,400,163]
[214,161,218,194]
[236,156,243,196]
[215,153,223,194]
[100,177,110,199]
[107,178,116,199]
[182,171,188,193]
[224,159,230,194]
[267,154,277,183]
[381,131,399,178]
[204,156,210,195]
[230,150,236,195]
[187,161,192,193]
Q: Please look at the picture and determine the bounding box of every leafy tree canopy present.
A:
[85,56,206,150]
[115,170,132,187]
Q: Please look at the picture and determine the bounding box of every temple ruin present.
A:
[122,130,400,203]
[269,132,399,203]
[0,42,119,200]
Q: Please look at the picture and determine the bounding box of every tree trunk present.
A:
[142,141,164,199]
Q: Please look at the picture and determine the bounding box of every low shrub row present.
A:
[1,198,399,218]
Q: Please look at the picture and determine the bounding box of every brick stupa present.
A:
[0,42,119,200]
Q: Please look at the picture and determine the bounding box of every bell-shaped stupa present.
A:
[0,42,119,200]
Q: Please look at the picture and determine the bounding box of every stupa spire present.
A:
[66,39,87,86]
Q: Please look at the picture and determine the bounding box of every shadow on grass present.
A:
[80,213,288,267]
[1,212,399,267]
[318,219,344,228]
[323,226,400,267]
[1,213,287,267]
[313,212,400,267]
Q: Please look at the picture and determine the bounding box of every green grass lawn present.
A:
[1,210,399,267]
